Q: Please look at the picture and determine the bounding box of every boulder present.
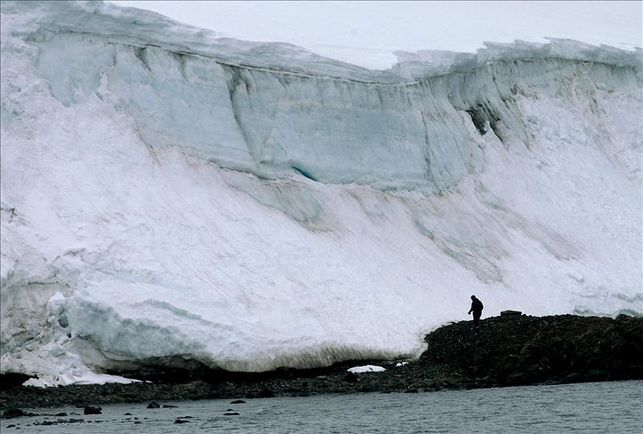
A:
[500,310,523,317]
[83,406,102,415]
[3,408,26,418]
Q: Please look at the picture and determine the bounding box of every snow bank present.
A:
[348,365,386,374]
[1,1,641,385]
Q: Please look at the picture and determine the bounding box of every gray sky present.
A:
[112,1,642,69]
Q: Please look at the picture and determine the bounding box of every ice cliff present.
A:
[1,1,641,386]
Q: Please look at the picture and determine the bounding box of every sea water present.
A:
[2,381,641,433]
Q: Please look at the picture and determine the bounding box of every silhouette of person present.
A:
[468,295,484,326]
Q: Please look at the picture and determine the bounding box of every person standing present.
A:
[468,295,484,326]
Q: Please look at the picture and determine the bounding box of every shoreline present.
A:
[2,313,641,414]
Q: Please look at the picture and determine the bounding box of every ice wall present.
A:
[1,1,641,385]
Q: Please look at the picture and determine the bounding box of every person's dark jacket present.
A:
[469,297,483,314]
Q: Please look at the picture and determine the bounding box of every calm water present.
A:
[2,381,641,433]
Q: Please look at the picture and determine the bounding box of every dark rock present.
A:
[500,310,523,317]
[0,374,32,391]
[258,388,274,398]
[134,421,142,424]
[84,406,102,415]
[123,412,132,415]
[146,401,160,409]
[343,372,359,383]
[420,314,643,389]
[3,408,26,419]
[7,424,16,428]
[162,404,178,408]
[230,399,246,404]
[224,412,240,416]
[174,419,190,424]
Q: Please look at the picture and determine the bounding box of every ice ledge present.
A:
[393,39,643,79]
[2,1,641,83]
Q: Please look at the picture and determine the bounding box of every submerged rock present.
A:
[83,406,101,415]
[3,408,27,419]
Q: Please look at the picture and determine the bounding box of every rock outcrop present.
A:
[420,314,643,387]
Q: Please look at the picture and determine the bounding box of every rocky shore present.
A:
[2,313,641,415]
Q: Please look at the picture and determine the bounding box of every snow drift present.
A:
[1,1,641,385]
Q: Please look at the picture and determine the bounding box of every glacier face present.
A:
[1,1,641,385]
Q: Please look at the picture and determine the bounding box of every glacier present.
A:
[1,1,641,386]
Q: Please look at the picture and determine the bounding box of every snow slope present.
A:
[1,1,641,385]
